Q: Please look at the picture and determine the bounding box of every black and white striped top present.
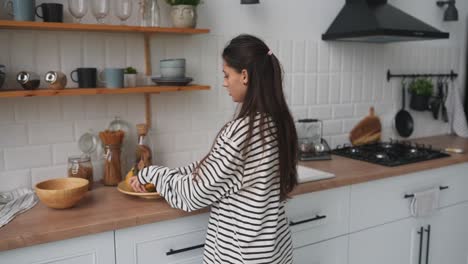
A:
[138,113,293,264]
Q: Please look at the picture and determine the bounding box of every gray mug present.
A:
[6,0,36,21]
[99,68,124,89]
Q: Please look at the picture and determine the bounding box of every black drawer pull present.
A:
[425,225,431,264]
[166,243,205,256]
[417,226,424,264]
[404,186,449,199]
[289,214,326,226]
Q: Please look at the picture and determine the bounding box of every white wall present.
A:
[0,0,467,191]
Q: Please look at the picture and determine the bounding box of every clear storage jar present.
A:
[68,155,94,190]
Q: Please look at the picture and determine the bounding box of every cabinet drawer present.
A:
[286,186,350,248]
[293,235,348,264]
[115,213,209,264]
[349,163,467,232]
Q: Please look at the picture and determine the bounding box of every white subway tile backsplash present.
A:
[105,35,126,67]
[0,100,15,123]
[174,132,208,152]
[36,33,60,78]
[156,151,192,168]
[31,165,68,187]
[304,75,317,105]
[83,33,105,68]
[59,33,83,83]
[279,40,293,73]
[318,43,330,73]
[0,170,31,192]
[14,97,40,122]
[351,74,363,102]
[106,95,128,118]
[317,75,330,104]
[329,43,342,73]
[292,75,305,105]
[341,72,352,103]
[329,74,341,104]
[38,97,62,121]
[290,107,308,121]
[293,40,306,73]
[343,118,361,132]
[333,104,354,119]
[306,41,318,73]
[84,95,108,119]
[53,142,80,165]
[323,120,343,135]
[5,145,52,170]
[0,150,4,172]
[29,122,74,145]
[0,124,28,147]
[308,106,332,120]
[341,45,353,72]
[330,134,349,149]
[354,103,374,117]
[353,46,364,73]
[62,96,85,120]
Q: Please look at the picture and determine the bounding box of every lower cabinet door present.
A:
[428,202,468,264]
[292,235,348,264]
[349,217,420,264]
[115,213,209,264]
[0,231,115,264]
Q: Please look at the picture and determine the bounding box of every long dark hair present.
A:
[195,34,298,201]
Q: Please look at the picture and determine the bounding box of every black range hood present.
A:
[322,0,449,43]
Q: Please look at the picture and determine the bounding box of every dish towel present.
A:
[410,187,440,218]
[0,188,38,228]
[445,83,468,137]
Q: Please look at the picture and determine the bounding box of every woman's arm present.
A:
[138,135,244,212]
[174,161,200,175]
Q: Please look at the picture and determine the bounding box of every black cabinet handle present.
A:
[404,186,449,199]
[166,243,205,256]
[289,214,326,226]
[418,226,424,264]
[425,225,431,264]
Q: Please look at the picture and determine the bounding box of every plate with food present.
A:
[117,180,161,200]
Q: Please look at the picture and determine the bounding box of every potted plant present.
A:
[408,78,433,111]
[165,0,201,28]
[124,67,137,87]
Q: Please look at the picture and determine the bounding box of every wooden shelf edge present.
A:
[0,85,210,98]
[0,20,209,34]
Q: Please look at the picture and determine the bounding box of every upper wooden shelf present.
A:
[0,85,210,98]
[0,20,210,34]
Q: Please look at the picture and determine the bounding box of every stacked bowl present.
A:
[152,58,193,86]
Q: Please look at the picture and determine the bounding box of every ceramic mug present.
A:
[35,3,63,22]
[70,68,97,88]
[5,0,36,21]
[99,68,124,89]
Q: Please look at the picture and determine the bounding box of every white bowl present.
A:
[160,67,185,79]
[160,58,186,68]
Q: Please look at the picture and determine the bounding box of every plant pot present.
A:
[170,5,197,28]
[410,94,430,111]
[124,74,137,87]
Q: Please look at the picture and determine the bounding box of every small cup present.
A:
[99,68,124,89]
[45,70,67,90]
[35,3,63,23]
[70,68,97,88]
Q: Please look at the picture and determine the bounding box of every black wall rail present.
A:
[387,69,458,82]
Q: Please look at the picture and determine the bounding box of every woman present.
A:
[130,34,298,264]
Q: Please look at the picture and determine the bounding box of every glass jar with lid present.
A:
[68,155,94,190]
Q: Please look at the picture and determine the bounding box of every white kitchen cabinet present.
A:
[0,231,115,264]
[293,235,348,264]
[425,202,468,264]
[349,162,468,233]
[286,186,350,248]
[115,213,209,264]
[349,217,421,264]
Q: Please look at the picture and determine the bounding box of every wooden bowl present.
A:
[35,178,89,209]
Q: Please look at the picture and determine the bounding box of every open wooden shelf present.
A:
[0,20,210,34]
[0,85,210,98]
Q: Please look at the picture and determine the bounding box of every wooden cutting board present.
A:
[349,107,382,146]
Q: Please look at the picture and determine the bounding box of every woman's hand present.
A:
[129,176,147,193]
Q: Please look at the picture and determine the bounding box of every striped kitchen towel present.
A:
[0,188,38,228]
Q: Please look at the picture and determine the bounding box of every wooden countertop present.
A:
[1,135,467,252]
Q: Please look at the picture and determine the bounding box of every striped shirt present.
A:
[138,113,293,264]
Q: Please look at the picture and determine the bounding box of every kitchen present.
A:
[0,0,468,263]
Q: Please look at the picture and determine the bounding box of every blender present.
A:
[295,119,331,161]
